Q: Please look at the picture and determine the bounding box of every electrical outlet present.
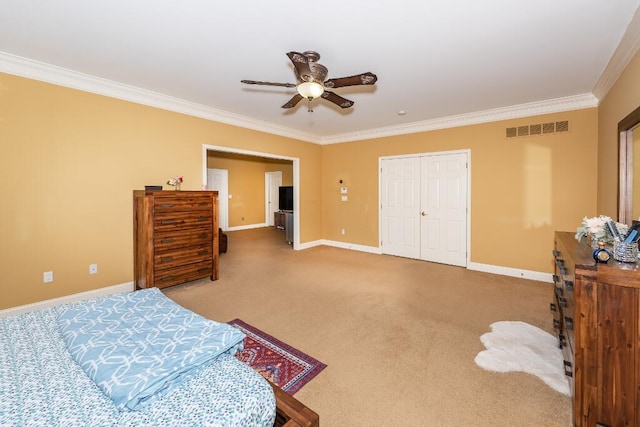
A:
[89,264,98,275]
[43,271,53,283]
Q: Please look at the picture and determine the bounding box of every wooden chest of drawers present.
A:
[133,190,219,289]
[553,231,640,426]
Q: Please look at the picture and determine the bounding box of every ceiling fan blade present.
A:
[281,94,304,109]
[321,91,354,109]
[286,52,313,82]
[241,80,296,88]
[324,72,378,89]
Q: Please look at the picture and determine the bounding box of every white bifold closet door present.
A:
[381,152,468,267]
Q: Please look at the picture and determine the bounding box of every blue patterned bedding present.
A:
[57,288,245,411]
[0,290,276,426]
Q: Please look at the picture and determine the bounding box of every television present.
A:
[278,186,293,211]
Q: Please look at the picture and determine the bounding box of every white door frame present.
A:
[202,145,300,250]
[378,149,471,266]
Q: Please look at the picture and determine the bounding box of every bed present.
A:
[0,288,318,427]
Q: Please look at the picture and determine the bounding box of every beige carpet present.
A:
[163,227,572,427]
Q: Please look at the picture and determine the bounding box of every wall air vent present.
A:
[517,126,529,137]
[555,120,569,133]
[506,120,570,139]
[530,124,542,136]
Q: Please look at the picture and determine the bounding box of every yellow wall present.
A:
[0,73,321,309]
[4,44,639,309]
[322,109,598,273]
[598,48,640,217]
[207,152,293,227]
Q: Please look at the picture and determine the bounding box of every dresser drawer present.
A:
[154,228,213,251]
[154,244,212,271]
[553,246,576,391]
[153,195,212,212]
[153,211,213,232]
[154,260,213,289]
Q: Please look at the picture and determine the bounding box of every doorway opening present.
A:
[202,145,300,250]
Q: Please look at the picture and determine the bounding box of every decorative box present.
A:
[613,241,639,263]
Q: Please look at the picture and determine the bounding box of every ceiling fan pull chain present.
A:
[307,99,313,113]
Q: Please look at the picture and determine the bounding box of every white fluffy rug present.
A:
[474,321,570,396]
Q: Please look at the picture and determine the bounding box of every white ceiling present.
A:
[1,1,640,144]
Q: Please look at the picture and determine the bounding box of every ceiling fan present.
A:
[241,51,377,112]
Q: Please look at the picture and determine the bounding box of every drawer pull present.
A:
[198,216,208,222]
[564,280,574,291]
[559,297,567,308]
[550,302,557,312]
[556,259,565,267]
[563,360,573,377]
[197,202,208,206]
[552,274,560,284]
[160,256,173,263]
[552,250,560,257]
[564,316,574,330]
[159,203,174,208]
[558,267,567,275]
[199,233,209,239]
[198,250,208,256]
[197,268,209,274]
[553,319,560,329]
[161,238,174,243]
[559,334,566,348]
[160,275,175,282]
[161,219,176,225]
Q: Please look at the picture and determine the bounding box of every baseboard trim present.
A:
[1,255,551,318]
[467,262,553,283]
[226,223,268,231]
[319,239,383,254]
[304,240,551,282]
[297,239,323,250]
[0,281,134,318]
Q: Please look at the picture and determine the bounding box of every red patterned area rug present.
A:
[228,319,327,395]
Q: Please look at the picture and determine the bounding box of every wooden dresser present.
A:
[133,190,219,289]
[552,231,640,426]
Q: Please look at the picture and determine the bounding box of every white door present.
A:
[420,153,468,267]
[381,157,421,258]
[207,168,229,230]
[265,171,282,226]
[381,152,468,267]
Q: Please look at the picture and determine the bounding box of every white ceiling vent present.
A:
[506,120,569,139]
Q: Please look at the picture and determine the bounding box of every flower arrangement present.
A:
[575,215,628,244]
[167,176,183,190]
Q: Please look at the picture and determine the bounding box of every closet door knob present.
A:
[421,211,427,216]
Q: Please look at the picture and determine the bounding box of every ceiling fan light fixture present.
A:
[297,81,324,99]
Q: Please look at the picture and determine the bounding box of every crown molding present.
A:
[317,93,599,144]
[0,52,320,143]
[592,6,640,101]
[1,51,598,146]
